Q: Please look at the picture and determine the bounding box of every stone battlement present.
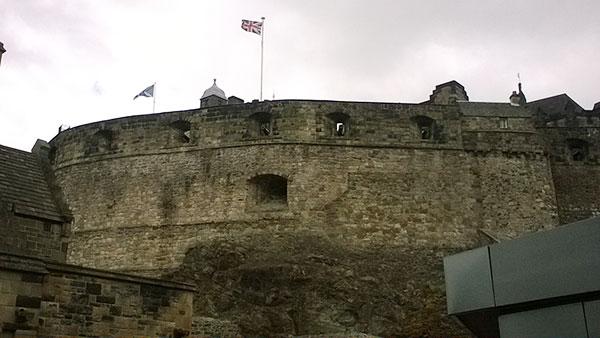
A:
[49,99,544,168]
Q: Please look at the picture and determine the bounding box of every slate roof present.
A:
[527,94,584,117]
[458,101,532,118]
[434,80,466,90]
[0,144,64,222]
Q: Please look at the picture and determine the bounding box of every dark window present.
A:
[248,174,288,210]
[249,112,273,137]
[567,139,589,162]
[85,129,113,155]
[48,146,57,164]
[420,126,432,139]
[327,112,350,137]
[260,121,271,136]
[412,115,436,140]
[336,122,346,136]
[170,120,192,143]
[95,130,112,150]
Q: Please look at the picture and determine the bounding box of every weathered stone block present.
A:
[95,295,115,304]
[109,305,122,316]
[39,301,59,316]
[70,293,88,305]
[15,295,41,309]
[20,273,43,284]
[0,293,16,306]
[86,282,101,295]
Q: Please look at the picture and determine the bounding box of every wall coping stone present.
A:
[0,251,48,274]
[0,251,195,292]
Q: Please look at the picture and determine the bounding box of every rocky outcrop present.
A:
[165,229,463,337]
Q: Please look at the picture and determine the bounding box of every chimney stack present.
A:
[509,81,527,106]
[510,91,521,106]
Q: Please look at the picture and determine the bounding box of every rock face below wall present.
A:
[164,229,465,337]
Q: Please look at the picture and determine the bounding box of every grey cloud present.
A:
[1,0,599,151]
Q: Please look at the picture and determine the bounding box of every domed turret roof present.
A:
[201,79,227,100]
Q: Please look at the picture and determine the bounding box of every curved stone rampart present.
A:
[47,99,558,336]
[49,100,469,167]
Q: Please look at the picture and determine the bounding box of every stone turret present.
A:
[428,80,469,104]
[200,79,228,108]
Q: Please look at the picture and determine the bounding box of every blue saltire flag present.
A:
[133,84,154,100]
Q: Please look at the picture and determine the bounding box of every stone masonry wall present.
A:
[50,144,556,336]
[46,100,559,336]
[192,316,241,337]
[539,117,600,223]
[55,145,556,273]
[0,202,67,262]
[0,252,194,337]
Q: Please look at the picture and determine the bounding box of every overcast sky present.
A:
[1,0,599,151]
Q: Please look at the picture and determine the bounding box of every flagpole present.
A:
[153,82,156,114]
[260,17,265,101]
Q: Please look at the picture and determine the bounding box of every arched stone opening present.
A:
[248,112,273,138]
[85,129,114,155]
[411,115,436,140]
[247,174,288,210]
[326,112,350,137]
[567,138,589,162]
[170,120,192,143]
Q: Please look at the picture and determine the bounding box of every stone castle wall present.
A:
[46,100,560,336]
[53,145,557,273]
[0,202,67,262]
[539,115,600,223]
[48,101,557,269]
[0,252,194,337]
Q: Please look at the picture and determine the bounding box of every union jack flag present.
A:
[241,19,263,35]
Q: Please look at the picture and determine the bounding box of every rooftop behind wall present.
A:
[0,144,69,261]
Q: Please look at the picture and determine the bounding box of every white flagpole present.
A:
[152,82,156,113]
[260,17,265,101]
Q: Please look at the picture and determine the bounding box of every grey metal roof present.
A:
[445,217,600,337]
[0,144,64,221]
[201,79,227,100]
[445,216,600,315]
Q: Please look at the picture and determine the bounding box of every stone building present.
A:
[0,144,194,336]
[2,80,599,336]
